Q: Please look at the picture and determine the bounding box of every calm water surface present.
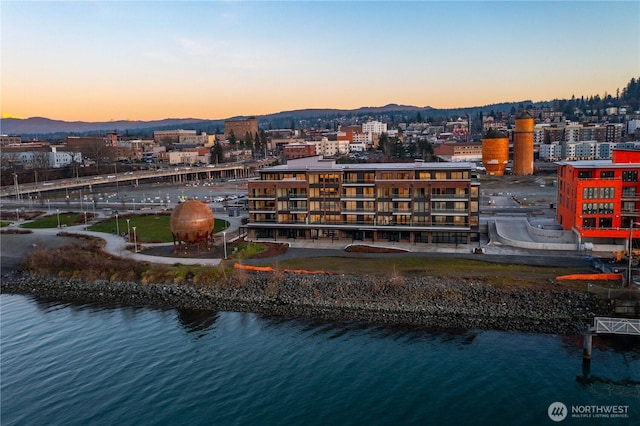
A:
[1,294,639,425]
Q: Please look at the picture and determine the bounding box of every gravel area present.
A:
[1,271,610,335]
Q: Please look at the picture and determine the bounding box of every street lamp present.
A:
[222,231,227,259]
[627,221,640,286]
[115,212,120,236]
[132,226,138,252]
[84,211,88,229]
[56,209,60,228]
[126,219,130,240]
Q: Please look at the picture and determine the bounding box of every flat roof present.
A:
[262,157,476,172]
[554,160,640,168]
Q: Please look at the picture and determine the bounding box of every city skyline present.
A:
[2,1,639,122]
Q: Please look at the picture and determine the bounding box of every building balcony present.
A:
[431,209,469,215]
[341,196,376,201]
[249,195,276,200]
[341,208,376,214]
[430,194,469,200]
[342,180,375,185]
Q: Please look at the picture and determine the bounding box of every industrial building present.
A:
[246,156,480,245]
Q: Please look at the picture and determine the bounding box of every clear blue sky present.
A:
[2,1,638,121]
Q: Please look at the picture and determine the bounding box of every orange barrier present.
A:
[233,263,330,275]
[234,264,274,273]
[556,273,623,281]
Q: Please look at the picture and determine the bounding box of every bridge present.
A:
[591,316,640,336]
[1,159,275,200]
[582,316,639,376]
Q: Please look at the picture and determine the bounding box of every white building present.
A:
[3,148,82,168]
[312,137,349,157]
[362,120,387,135]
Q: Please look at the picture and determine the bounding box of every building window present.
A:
[598,217,613,228]
[600,170,614,179]
[622,170,638,182]
[582,218,596,228]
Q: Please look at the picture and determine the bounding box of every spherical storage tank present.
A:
[513,110,534,176]
[170,199,214,251]
[482,129,509,176]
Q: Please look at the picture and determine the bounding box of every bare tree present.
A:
[31,151,52,181]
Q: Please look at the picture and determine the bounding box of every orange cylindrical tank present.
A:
[513,110,534,175]
[482,130,509,176]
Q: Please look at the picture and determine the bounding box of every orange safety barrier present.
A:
[233,263,330,275]
[234,264,274,273]
[556,273,623,281]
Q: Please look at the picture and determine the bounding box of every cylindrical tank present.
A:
[482,129,509,176]
[513,110,534,175]
[170,199,214,244]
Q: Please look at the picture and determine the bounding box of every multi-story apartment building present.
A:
[539,142,562,161]
[311,137,349,157]
[556,149,640,248]
[362,120,387,135]
[246,156,480,245]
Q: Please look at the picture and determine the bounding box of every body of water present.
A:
[1,294,639,425]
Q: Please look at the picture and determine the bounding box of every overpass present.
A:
[1,160,276,200]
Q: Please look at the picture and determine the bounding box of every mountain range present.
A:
[1,101,539,137]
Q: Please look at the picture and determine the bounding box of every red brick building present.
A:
[556,149,640,248]
[283,143,316,160]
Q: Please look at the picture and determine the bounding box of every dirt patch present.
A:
[243,242,289,259]
[345,245,407,254]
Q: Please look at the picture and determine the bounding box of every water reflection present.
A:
[176,309,219,337]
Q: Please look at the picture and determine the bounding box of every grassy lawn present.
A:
[1,221,12,227]
[20,212,83,229]
[88,214,229,243]
[253,255,594,290]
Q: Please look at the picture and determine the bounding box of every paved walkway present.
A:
[2,212,599,272]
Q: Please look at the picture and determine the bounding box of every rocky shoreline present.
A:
[1,270,611,334]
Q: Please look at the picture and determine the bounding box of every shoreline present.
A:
[1,271,611,335]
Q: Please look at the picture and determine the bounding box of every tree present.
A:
[31,151,52,181]
[244,132,254,151]
[211,143,223,165]
[228,130,237,146]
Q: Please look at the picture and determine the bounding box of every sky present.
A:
[1,0,639,122]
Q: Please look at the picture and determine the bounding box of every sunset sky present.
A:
[2,1,638,122]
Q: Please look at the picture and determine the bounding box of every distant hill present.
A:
[1,101,542,137]
[1,117,206,136]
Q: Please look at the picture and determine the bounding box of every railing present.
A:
[592,317,640,336]
[340,208,376,214]
[431,194,469,199]
[431,209,469,214]
[342,180,375,184]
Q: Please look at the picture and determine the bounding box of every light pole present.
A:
[56,209,60,228]
[627,221,639,286]
[126,219,130,240]
[47,199,51,214]
[222,231,227,260]
[132,226,138,252]
[115,212,120,236]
